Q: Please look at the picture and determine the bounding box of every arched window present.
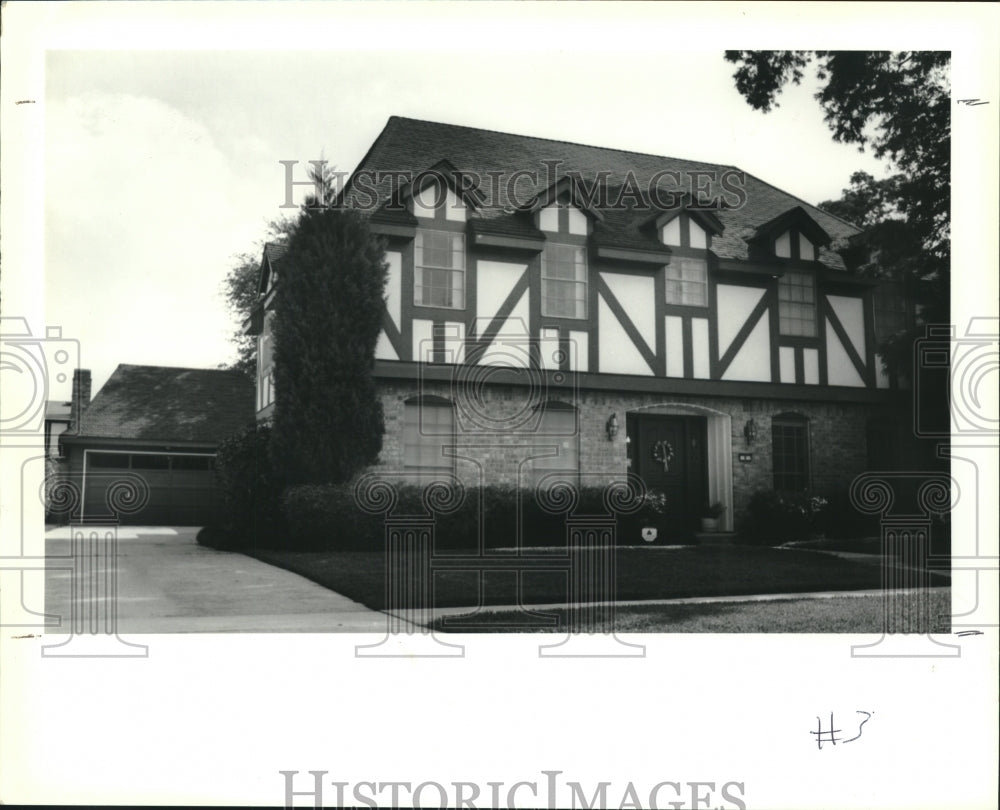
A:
[772,413,810,491]
[530,401,579,483]
[403,395,455,473]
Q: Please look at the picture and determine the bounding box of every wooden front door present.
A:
[629,414,708,537]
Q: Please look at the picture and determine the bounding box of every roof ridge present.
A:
[113,363,247,374]
[734,167,863,235]
[386,115,731,171]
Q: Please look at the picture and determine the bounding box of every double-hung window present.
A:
[542,244,587,319]
[665,257,708,306]
[778,271,817,337]
[772,415,810,491]
[530,402,579,485]
[403,398,455,473]
[415,231,465,309]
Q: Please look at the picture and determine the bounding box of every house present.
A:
[248,116,921,535]
[44,399,73,459]
[59,365,254,526]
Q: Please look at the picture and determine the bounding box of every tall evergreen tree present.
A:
[269,205,388,484]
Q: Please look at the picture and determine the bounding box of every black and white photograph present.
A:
[1,3,997,808]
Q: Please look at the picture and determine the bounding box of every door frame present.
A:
[626,403,734,532]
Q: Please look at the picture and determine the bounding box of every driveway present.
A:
[44,526,396,633]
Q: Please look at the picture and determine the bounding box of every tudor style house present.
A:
[249,117,918,535]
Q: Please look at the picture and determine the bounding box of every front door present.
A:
[629,414,708,537]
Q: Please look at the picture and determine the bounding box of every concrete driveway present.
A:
[44,526,394,633]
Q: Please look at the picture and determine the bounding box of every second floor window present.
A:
[415,230,465,309]
[542,244,587,319]
[778,271,817,337]
[665,257,708,306]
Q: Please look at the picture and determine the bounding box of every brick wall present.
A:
[374,377,892,525]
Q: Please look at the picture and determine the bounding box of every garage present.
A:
[59,364,254,527]
[83,450,223,526]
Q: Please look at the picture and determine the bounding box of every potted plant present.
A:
[700,502,726,532]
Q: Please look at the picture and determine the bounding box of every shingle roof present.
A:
[70,365,255,444]
[264,241,288,266]
[342,116,862,270]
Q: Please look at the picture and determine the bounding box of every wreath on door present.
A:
[652,440,675,471]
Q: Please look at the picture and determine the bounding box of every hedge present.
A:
[279,481,674,552]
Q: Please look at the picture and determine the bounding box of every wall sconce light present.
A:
[744,418,758,446]
[606,413,619,441]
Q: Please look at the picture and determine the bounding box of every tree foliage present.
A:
[268,206,388,485]
[222,216,294,376]
[726,51,951,377]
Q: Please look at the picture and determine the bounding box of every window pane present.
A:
[772,419,809,491]
[172,456,213,471]
[403,401,454,471]
[131,454,170,470]
[533,407,579,481]
[416,231,465,309]
[88,453,128,469]
[778,272,816,336]
[665,258,707,306]
[542,245,587,318]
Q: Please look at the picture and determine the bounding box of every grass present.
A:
[429,590,953,633]
[247,544,949,612]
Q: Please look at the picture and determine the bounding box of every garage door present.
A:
[83,451,223,526]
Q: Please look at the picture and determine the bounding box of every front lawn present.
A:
[430,590,953,633]
[248,544,949,612]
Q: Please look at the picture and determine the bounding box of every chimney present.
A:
[70,369,92,434]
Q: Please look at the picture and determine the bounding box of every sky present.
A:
[13,2,963,400]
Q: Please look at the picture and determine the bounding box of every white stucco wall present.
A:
[600,272,656,351]
[599,297,651,375]
[716,285,765,357]
[665,315,684,377]
[691,317,710,379]
[385,250,402,328]
[722,315,772,382]
[826,319,866,386]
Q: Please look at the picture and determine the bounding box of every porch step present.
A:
[694,531,737,546]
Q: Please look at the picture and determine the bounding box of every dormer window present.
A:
[399,160,483,225]
[415,230,465,309]
[538,203,589,236]
[775,230,817,260]
[413,181,466,223]
[524,176,601,237]
[749,206,831,263]
[660,214,710,250]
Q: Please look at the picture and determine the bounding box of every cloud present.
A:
[45,92,262,392]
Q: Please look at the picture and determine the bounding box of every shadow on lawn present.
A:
[247,543,949,614]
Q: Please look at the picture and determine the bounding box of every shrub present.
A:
[278,482,674,552]
[813,489,879,540]
[740,489,828,545]
[211,423,285,549]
